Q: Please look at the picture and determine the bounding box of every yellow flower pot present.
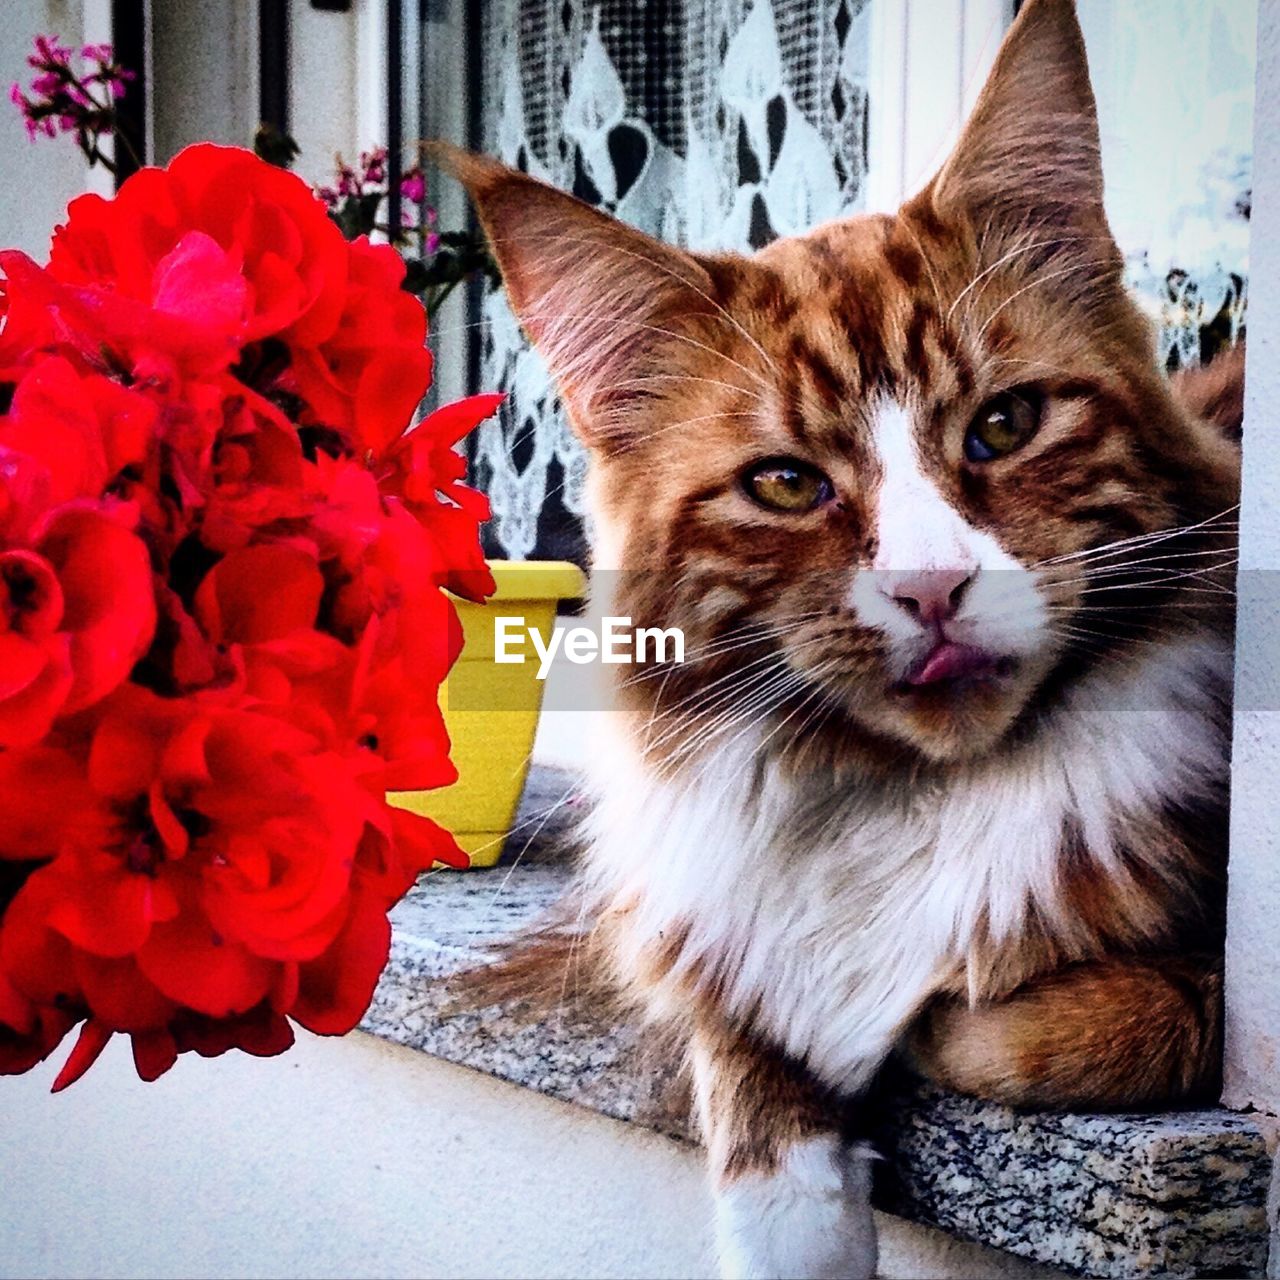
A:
[388,560,586,867]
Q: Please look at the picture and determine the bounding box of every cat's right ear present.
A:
[432,144,715,451]
[919,0,1120,279]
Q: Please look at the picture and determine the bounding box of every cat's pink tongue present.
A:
[906,641,1000,687]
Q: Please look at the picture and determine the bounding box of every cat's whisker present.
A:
[640,661,790,759]
[651,659,824,772]
[894,216,946,312]
[622,634,788,696]
[1036,560,1240,601]
[1049,621,1181,659]
[947,233,1094,325]
[1030,507,1240,569]
[512,310,777,398]
[483,780,584,908]
[1039,544,1243,581]
[970,259,1109,345]
[645,658,815,763]
[986,354,1080,380]
[677,668,829,781]
[617,614,832,691]
[1042,584,1237,609]
[461,775,584,871]
[606,371,770,408]
[637,652,798,744]
[699,671,839,796]
[785,687,840,759]
[1062,565,1239,599]
[616,409,764,454]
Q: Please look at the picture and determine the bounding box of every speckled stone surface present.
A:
[870,1080,1271,1279]
[361,765,1273,1280]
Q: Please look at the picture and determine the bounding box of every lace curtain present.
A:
[471,0,1251,560]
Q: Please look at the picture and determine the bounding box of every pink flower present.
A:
[30,36,72,67]
[399,171,426,205]
[10,34,128,154]
[360,147,387,185]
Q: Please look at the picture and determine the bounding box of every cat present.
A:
[438,0,1242,1275]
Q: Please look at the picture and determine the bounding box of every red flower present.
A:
[0,686,459,1083]
[291,236,434,456]
[49,143,348,349]
[0,355,156,511]
[0,503,155,747]
[0,143,498,1089]
[194,543,324,646]
[381,393,501,601]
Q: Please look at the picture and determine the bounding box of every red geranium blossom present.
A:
[0,501,155,747]
[0,142,495,1087]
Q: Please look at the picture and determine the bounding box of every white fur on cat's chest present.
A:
[581,634,1231,1093]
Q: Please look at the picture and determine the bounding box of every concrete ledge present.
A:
[363,766,1273,1280]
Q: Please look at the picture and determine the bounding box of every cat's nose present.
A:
[882,568,975,625]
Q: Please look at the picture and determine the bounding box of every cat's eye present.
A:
[963,391,1042,462]
[742,458,833,513]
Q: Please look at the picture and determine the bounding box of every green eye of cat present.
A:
[742,458,833,513]
[963,391,1042,462]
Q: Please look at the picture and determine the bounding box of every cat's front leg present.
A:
[692,1021,877,1280]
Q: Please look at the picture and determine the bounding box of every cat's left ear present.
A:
[431,143,717,453]
[920,0,1118,270]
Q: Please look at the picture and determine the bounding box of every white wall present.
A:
[865,0,1013,212]
[151,2,258,164]
[287,0,363,190]
[148,0,374,178]
[0,0,92,258]
[1224,0,1280,1120]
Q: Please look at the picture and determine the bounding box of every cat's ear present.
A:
[433,144,716,451]
[921,0,1117,267]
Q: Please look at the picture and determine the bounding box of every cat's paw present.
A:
[714,1136,877,1280]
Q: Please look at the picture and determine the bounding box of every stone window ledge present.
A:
[361,766,1273,1280]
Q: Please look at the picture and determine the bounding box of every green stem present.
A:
[112,122,144,171]
[78,130,119,177]
[72,72,144,173]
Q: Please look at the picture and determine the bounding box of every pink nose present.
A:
[884,567,975,625]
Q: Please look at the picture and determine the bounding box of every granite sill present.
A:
[362,765,1272,1280]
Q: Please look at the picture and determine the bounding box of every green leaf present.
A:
[331,191,384,241]
[254,123,301,170]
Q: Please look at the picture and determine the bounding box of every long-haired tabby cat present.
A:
[441,0,1242,1275]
